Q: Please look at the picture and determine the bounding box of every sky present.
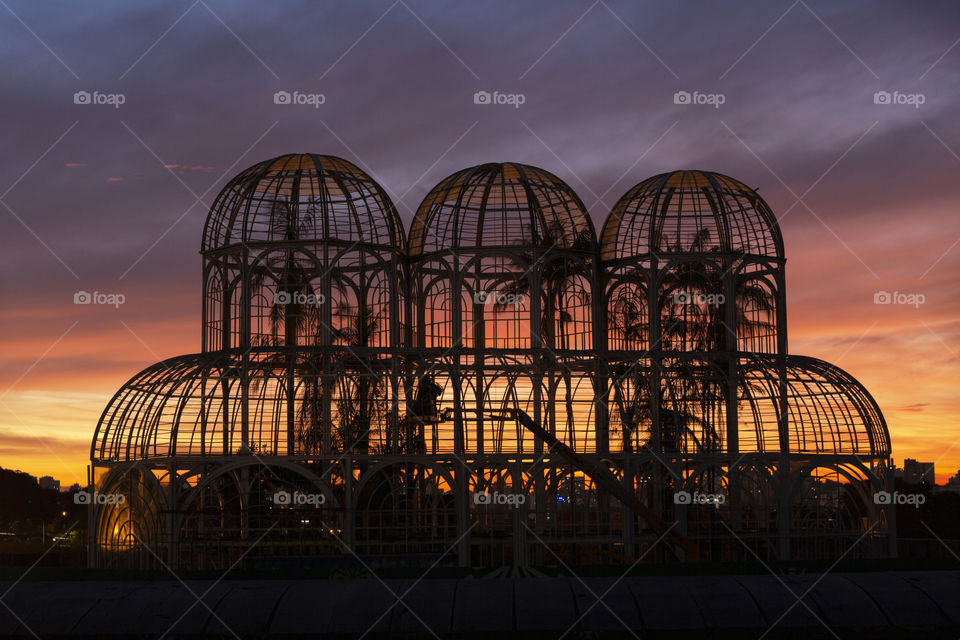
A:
[0,0,958,485]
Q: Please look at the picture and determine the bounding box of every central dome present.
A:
[409,162,594,254]
[202,153,404,252]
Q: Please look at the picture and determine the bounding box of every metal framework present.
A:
[89,157,894,569]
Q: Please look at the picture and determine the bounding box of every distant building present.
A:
[942,470,960,493]
[903,459,935,485]
[38,476,60,492]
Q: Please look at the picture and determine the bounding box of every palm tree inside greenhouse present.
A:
[610,229,776,454]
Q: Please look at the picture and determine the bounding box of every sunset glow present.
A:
[0,1,958,488]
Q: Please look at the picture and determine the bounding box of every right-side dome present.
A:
[601,170,784,261]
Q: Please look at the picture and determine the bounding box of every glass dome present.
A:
[409,162,593,254]
[202,153,404,253]
[601,170,783,261]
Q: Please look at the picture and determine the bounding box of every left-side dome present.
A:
[202,153,405,252]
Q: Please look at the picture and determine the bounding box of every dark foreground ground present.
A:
[0,570,958,638]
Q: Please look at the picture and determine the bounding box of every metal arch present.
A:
[786,460,887,540]
[93,356,889,474]
[175,457,343,514]
[792,355,890,456]
[737,354,891,457]
[788,458,885,498]
[352,458,458,501]
[93,353,224,462]
[92,462,166,563]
